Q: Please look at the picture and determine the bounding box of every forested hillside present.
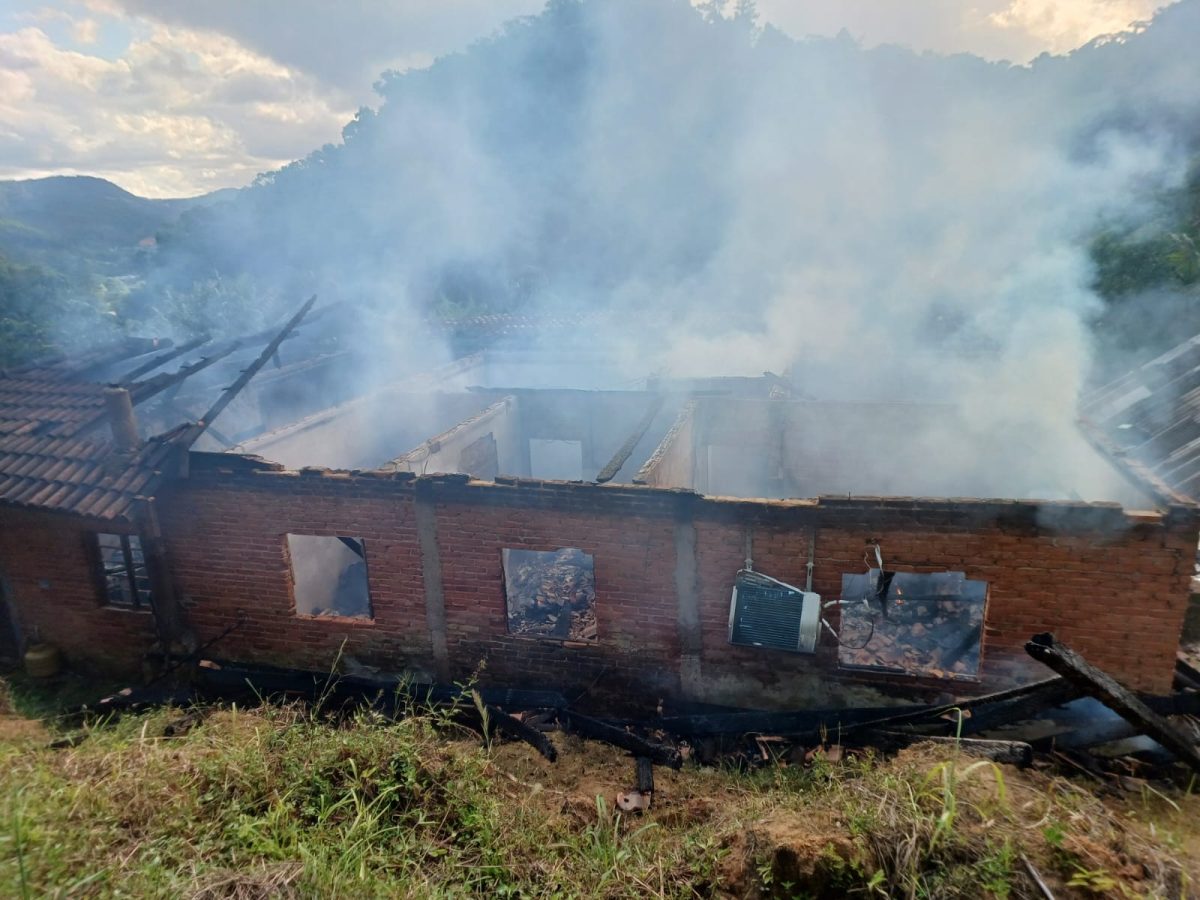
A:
[0,177,225,365]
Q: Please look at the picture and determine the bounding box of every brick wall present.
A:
[691,498,1197,704]
[5,455,1194,704]
[157,457,434,677]
[430,479,682,703]
[0,508,155,672]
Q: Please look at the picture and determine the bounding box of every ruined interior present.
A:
[0,311,1194,714]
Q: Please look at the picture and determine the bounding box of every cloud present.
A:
[102,0,546,97]
[0,0,1183,197]
[0,20,349,196]
[71,16,98,44]
[989,0,1164,53]
[749,0,1174,62]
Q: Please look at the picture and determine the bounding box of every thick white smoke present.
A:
[143,0,1200,500]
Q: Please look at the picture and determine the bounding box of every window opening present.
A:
[837,568,987,679]
[95,533,152,609]
[287,534,372,619]
[502,547,597,642]
[529,439,583,480]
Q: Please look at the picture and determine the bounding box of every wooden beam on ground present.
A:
[196,296,317,436]
[959,679,1082,734]
[636,756,654,793]
[561,710,682,769]
[1176,654,1200,692]
[1025,632,1200,774]
[594,395,665,483]
[484,704,557,762]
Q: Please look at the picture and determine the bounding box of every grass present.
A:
[0,675,1197,898]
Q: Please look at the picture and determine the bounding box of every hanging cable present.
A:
[818,540,883,649]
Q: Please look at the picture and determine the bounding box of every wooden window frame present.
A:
[92,532,153,611]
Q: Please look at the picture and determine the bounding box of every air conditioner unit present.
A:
[728,569,821,654]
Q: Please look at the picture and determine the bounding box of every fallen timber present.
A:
[559,710,683,769]
[480,703,558,762]
[649,678,1082,744]
[77,639,1200,781]
[1025,632,1200,774]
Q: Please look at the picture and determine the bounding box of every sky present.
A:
[0,0,1178,198]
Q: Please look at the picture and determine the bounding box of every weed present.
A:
[0,677,1196,899]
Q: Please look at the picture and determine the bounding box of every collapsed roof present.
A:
[0,310,1190,519]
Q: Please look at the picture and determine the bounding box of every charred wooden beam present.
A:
[1025,632,1200,773]
[652,679,1078,741]
[561,710,682,769]
[135,498,189,646]
[128,343,240,406]
[636,756,654,793]
[959,678,1082,735]
[617,756,656,812]
[1175,655,1200,693]
[654,705,935,738]
[120,336,209,383]
[484,704,557,762]
[857,731,1034,766]
[196,295,317,435]
[594,395,665,483]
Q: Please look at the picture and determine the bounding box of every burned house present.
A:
[0,302,1196,710]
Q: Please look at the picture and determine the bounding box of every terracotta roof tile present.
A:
[0,354,191,522]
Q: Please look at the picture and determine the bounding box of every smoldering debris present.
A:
[502,547,598,642]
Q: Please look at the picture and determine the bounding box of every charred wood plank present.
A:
[636,756,654,793]
[959,679,1083,734]
[652,679,1076,741]
[562,710,682,769]
[127,343,240,406]
[850,677,1080,737]
[196,295,317,433]
[120,336,209,383]
[653,705,933,737]
[1175,654,1200,692]
[857,731,1034,766]
[484,704,557,762]
[594,395,665,483]
[1144,692,1200,717]
[1025,632,1200,773]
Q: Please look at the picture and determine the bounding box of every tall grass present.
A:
[0,677,1194,898]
